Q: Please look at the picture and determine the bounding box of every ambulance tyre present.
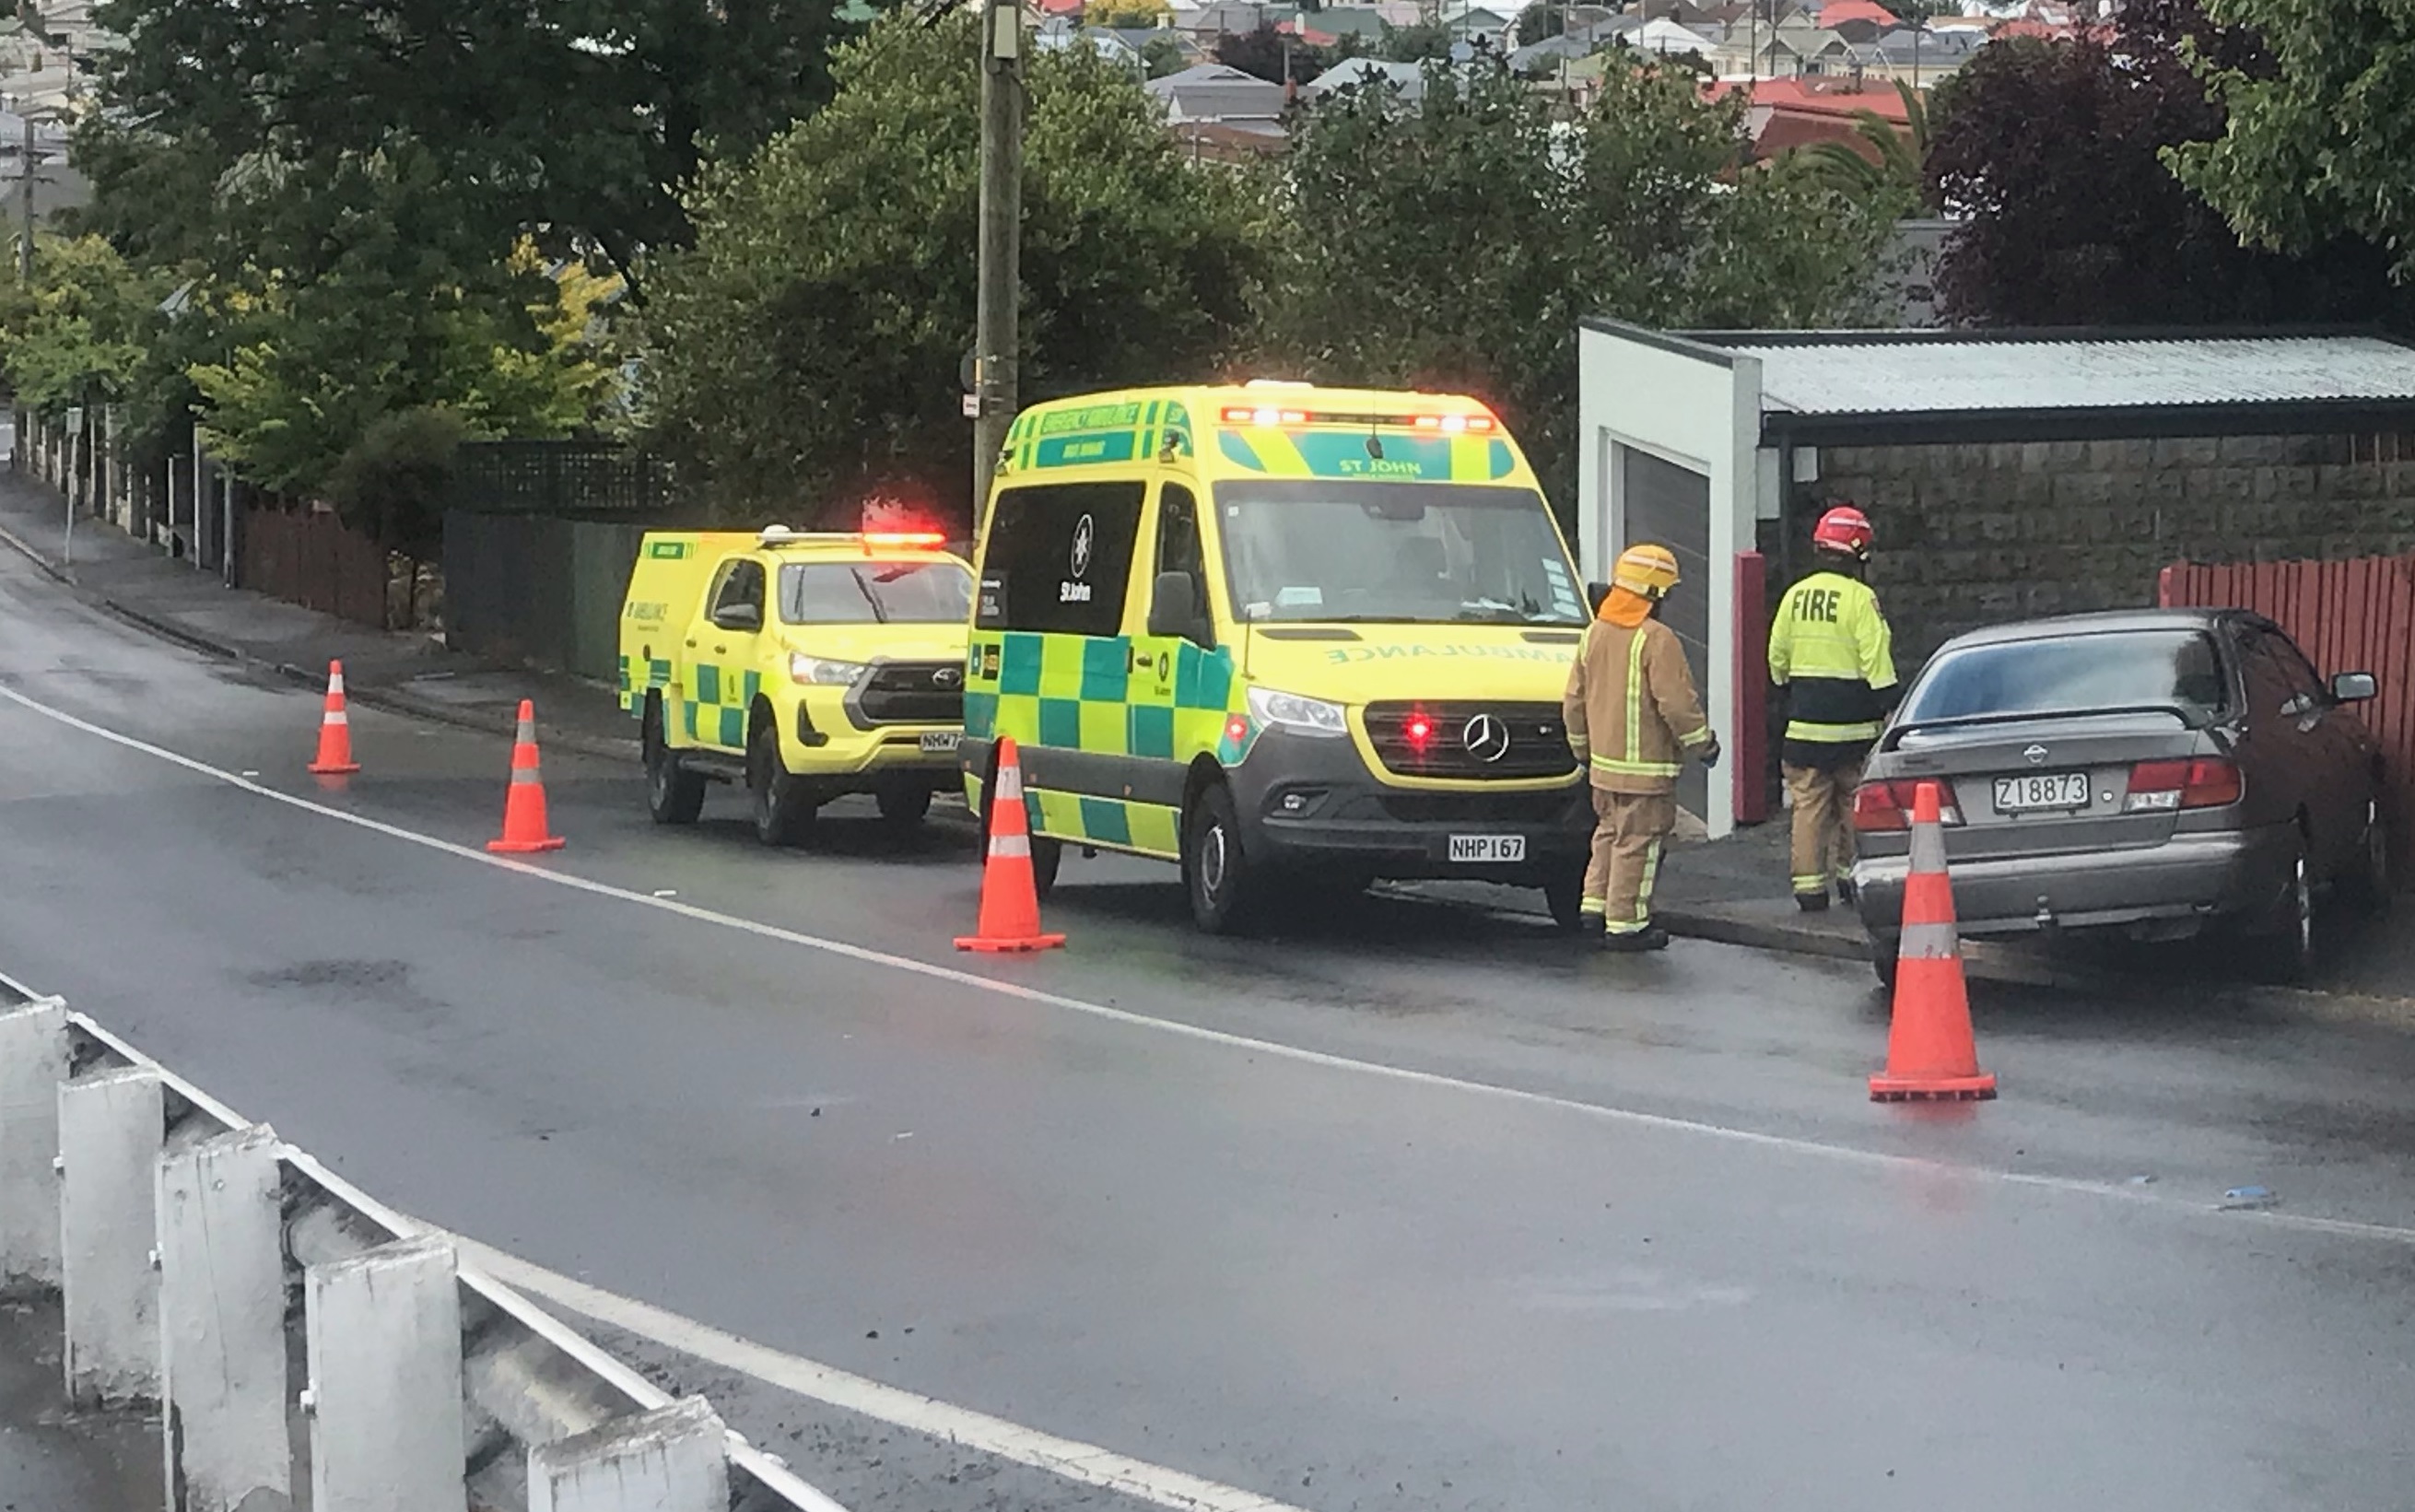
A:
[876,781,932,826]
[1029,836,1063,901]
[748,719,816,847]
[1182,781,1262,935]
[1542,864,1590,935]
[643,697,705,826]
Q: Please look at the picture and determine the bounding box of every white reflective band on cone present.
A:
[995,766,1023,802]
[1910,818,1948,873]
[323,711,347,726]
[990,834,1030,859]
[1897,920,1960,959]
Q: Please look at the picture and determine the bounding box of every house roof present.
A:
[1283,7,1387,37]
[1814,0,1897,26]
[1509,31,1595,67]
[1302,56,1431,98]
[1863,25,1985,59]
[1143,63,1290,121]
[1633,17,1716,53]
[1599,327,2415,442]
[1709,76,1913,123]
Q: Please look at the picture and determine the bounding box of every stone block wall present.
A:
[1800,434,2415,666]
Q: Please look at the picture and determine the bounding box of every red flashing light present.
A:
[1403,709,1436,753]
[862,530,947,549]
[1224,714,1251,745]
[1217,406,1498,433]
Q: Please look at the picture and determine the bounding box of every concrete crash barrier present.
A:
[0,977,851,1512]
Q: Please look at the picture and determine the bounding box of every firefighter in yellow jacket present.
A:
[1564,544,1720,952]
[1768,505,1899,911]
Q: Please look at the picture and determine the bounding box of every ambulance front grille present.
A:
[1361,701,1578,780]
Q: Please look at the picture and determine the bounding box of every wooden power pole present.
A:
[970,0,1024,522]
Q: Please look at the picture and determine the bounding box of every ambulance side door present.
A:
[684,555,767,752]
[1130,477,1220,779]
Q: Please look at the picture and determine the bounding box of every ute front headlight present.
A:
[1246,685,1349,737]
[790,653,869,686]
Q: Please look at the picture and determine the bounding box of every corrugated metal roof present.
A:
[1694,334,2415,416]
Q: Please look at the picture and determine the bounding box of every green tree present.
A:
[1379,21,1454,61]
[2167,0,2415,277]
[0,233,169,414]
[1780,80,1930,204]
[1142,33,1191,76]
[639,12,1271,525]
[1267,54,1890,517]
[80,0,860,284]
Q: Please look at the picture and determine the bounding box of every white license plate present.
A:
[1992,772,2089,813]
[1448,834,1526,863]
[919,731,961,754]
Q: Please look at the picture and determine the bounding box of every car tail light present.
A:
[1850,779,1963,832]
[2124,758,2243,813]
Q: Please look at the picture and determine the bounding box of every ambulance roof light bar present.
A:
[1216,405,1496,434]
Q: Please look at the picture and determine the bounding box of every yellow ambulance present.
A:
[620,527,974,843]
[961,383,1598,933]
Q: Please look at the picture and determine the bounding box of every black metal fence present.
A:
[451,441,680,517]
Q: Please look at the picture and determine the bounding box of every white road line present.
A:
[8,680,2415,1262]
[453,1238,1307,1512]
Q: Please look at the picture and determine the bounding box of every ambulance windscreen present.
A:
[778,561,973,625]
[1214,481,1587,627]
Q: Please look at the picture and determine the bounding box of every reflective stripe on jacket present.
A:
[1563,618,1714,794]
[1768,570,1898,755]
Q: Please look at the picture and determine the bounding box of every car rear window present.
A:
[1900,629,2230,724]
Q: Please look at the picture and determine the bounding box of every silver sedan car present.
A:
[1851,609,2388,985]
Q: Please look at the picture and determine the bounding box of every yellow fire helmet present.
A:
[1611,542,1682,601]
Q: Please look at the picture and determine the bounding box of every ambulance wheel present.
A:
[1542,865,1590,935]
[876,782,932,826]
[1030,836,1063,901]
[748,721,816,847]
[1182,782,1260,935]
[643,699,705,826]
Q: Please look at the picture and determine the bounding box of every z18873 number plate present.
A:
[1992,772,2089,813]
[1448,834,1526,862]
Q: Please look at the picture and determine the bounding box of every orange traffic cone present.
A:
[486,700,566,854]
[1870,780,1997,1102]
[307,660,361,775]
[955,736,1065,954]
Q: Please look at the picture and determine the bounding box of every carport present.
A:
[1575,321,2415,838]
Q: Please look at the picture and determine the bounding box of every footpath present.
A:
[4,467,2410,1004]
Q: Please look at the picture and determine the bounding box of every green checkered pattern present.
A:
[617,655,674,717]
[663,659,762,750]
[965,629,1252,861]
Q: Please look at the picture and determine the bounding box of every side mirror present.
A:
[1586,580,1612,615]
[712,603,762,633]
[2332,671,2378,703]
[1147,570,1211,645]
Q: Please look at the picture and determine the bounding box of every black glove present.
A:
[1698,735,1722,770]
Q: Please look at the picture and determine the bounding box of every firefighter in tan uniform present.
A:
[1563,544,1720,952]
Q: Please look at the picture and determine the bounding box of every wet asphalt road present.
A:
[4,546,2415,1512]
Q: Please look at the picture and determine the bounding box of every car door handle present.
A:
[685,639,697,648]
[713,645,727,654]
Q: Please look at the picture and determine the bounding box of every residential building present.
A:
[1144,62,1291,131]
[1301,55,1435,100]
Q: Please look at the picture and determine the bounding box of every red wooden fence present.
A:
[237,500,393,630]
[2159,552,2415,873]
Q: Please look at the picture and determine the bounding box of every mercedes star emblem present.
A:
[1463,713,1513,764]
[2023,744,2049,767]
[1069,513,1095,580]
[932,666,963,688]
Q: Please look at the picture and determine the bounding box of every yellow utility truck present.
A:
[620,527,975,843]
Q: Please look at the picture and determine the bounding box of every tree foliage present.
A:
[638,13,1271,525]
[1924,4,2415,326]
[80,0,860,282]
[1265,55,1890,517]
[0,234,169,414]
[2170,0,2415,279]
[1214,25,1331,84]
[1379,22,1455,62]
[1782,81,1930,205]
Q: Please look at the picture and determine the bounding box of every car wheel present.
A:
[748,720,815,847]
[1030,835,1063,901]
[2249,846,2315,985]
[2339,798,2391,917]
[1182,782,1261,935]
[1542,864,1592,936]
[643,699,705,826]
[876,781,933,826]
